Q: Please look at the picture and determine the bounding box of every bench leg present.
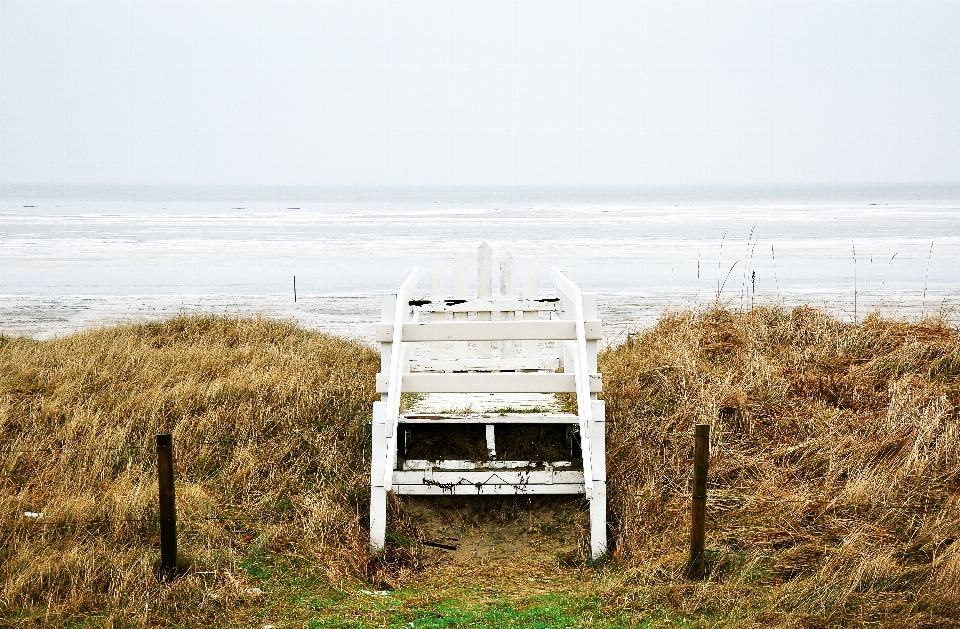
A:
[589,401,607,559]
[589,481,607,559]
[370,485,387,552]
[370,419,387,552]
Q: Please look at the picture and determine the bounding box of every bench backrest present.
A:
[376,243,602,491]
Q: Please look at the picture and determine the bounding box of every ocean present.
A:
[2,184,958,343]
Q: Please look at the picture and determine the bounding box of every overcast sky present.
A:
[1,1,958,187]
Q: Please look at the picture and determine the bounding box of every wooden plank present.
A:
[589,399,607,557]
[379,294,396,399]
[395,470,585,485]
[400,412,579,424]
[551,268,578,301]
[370,486,387,548]
[376,320,602,342]
[411,298,558,313]
[369,420,387,551]
[376,372,602,394]
[485,424,497,458]
[477,242,492,358]
[523,260,540,358]
[394,483,584,495]
[407,357,560,372]
[583,292,599,377]
[383,267,420,490]
[500,252,515,359]
[430,262,447,359]
[453,252,468,359]
[402,459,575,470]
[589,481,607,557]
[590,402,606,480]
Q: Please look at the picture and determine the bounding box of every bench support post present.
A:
[589,400,607,559]
[370,407,387,551]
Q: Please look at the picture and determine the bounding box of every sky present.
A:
[0,0,958,187]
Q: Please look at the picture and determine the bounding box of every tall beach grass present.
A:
[1,308,959,626]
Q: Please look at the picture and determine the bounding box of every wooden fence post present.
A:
[688,424,710,579]
[156,433,177,578]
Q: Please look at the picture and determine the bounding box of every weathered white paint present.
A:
[399,412,578,424]
[395,470,585,486]
[393,482,585,496]
[500,252,515,359]
[431,261,447,360]
[395,469,582,485]
[523,260,540,358]
[382,268,420,490]
[411,298,558,313]
[402,459,574,470]
[379,293,396,400]
[476,242,492,358]
[453,252,468,359]
[551,268,595,498]
[376,320,602,342]
[408,357,561,372]
[376,372,602,394]
[370,244,606,559]
[369,412,387,551]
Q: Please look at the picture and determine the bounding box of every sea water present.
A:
[1,184,958,343]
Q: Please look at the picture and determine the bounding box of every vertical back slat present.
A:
[556,269,570,364]
[430,262,446,360]
[522,260,540,358]
[583,292,599,398]
[476,242,493,358]
[452,252,469,359]
[380,293,396,400]
[499,252,515,359]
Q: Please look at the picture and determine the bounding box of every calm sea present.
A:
[2,184,959,343]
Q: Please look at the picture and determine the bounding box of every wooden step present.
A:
[376,320,602,343]
[400,413,579,424]
[409,298,559,313]
[401,460,576,470]
[376,372,602,394]
[408,357,561,372]
[393,469,585,495]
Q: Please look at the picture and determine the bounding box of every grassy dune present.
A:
[1,310,959,627]
[601,307,960,626]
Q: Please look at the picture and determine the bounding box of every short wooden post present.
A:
[293,275,297,303]
[156,433,177,578]
[688,424,710,579]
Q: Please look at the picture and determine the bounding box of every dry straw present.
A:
[600,305,960,626]
[2,309,960,626]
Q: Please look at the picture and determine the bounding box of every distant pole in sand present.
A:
[688,424,710,579]
[294,276,297,303]
[852,241,857,324]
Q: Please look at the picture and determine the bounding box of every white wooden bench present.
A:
[369,243,607,558]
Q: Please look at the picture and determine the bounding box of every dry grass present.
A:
[600,306,960,627]
[0,316,391,625]
[2,308,959,627]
